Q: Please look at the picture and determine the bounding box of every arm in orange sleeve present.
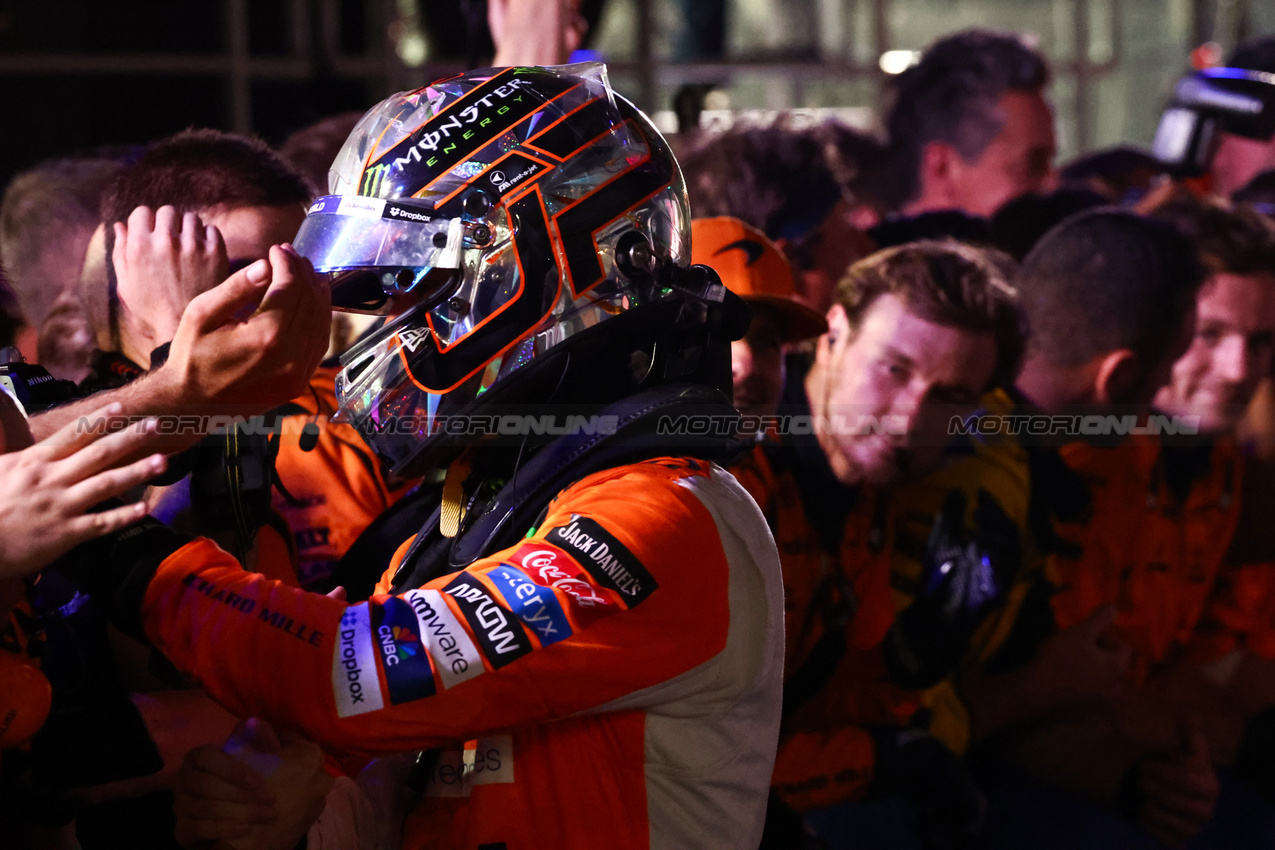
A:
[124,464,734,761]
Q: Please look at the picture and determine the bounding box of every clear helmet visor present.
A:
[293,195,469,314]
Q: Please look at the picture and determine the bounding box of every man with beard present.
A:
[741,240,1023,848]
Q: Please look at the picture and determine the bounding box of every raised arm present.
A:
[30,244,329,445]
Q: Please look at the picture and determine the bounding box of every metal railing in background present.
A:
[0,0,1242,156]
[0,0,409,135]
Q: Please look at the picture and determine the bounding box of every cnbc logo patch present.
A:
[372,597,437,704]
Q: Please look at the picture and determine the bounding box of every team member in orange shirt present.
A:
[1017,201,1275,847]
[691,216,828,659]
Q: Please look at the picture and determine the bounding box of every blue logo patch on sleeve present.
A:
[371,596,437,705]
[487,564,574,646]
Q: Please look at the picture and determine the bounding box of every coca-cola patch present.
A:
[505,543,618,625]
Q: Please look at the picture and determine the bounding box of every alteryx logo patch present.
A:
[403,589,486,690]
[332,603,385,717]
[545,515,658,608]
[371,597,436,705]
[506,543,617,626]
[487,564,573,646]
[443,574,532,668]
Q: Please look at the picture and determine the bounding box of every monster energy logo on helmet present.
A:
[362,163,392,198]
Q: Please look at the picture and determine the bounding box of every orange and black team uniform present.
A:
[733,390,1028,816]
[728,418,915,814]
[895,414,1275,747]
[109,458,784,849]
[273,364,415,589]
[729,367,948,825]
[1049,435,1275,681]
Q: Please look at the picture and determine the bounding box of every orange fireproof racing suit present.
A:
[125,457,784,848]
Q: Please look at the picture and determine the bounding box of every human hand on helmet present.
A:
[490,0,588,66]
[113,205,230,356]
[162,243,330,411]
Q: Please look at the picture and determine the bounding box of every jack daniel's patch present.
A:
[544,515,657,608]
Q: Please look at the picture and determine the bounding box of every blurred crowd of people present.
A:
[5,1,1275,848]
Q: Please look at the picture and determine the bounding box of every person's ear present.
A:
[825,303,850,346]
[918,141,960,205]
[808,304,851,415]
[1094,348,1139,405]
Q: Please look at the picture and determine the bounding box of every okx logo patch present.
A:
[371,596,436,705]
[443,574,532,668]
[488,564,573,646]
[545,515,658,608]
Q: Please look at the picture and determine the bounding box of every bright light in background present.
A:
[879,50,920,75]
[391,0,427,68]
[397,33,427,67]
[704,90,731,110]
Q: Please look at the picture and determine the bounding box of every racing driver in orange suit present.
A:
[79,64,785,848]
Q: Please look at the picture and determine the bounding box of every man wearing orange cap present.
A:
[691,216,827,421]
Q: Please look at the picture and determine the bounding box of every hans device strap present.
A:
[388,383,746,594]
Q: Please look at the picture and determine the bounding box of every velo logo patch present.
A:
[545,515,658,607]
[371,596,436,705]
[487,564,573,646]
[332,602,385,717]
[443,575,533,668]
[403,589,486,690]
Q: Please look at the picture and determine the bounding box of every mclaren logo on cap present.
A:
[716,238,766,266]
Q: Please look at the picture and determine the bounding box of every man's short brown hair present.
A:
[836,240,1024,388]
[1152,198,1275,278]
[100,129,310,349]
[101,128,310,228]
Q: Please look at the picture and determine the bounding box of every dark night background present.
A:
[0,0,529,191]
